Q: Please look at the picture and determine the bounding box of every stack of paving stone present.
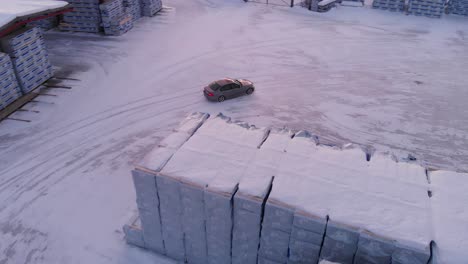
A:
[448,0,468,16]
[0,53,22,110]
[140,0,163,16]
[372,0,405,12]
[123,112,437,264]
[59,0,102,33]
[123,0,142,22]
[29,17,59,31]
[100,0,133,36]
[407,0,445,17]
[0,27,53,94]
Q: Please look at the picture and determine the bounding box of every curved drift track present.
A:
[0,0,468,263]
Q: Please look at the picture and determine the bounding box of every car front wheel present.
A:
[246,88,254,95]
[218,95,225,102]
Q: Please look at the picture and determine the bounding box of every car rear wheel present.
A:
[246,88,254,95]
[218,95,225,102]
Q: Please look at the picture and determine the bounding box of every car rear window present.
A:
[209,82,221,91]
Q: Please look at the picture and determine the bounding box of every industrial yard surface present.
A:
[0,0,467,263]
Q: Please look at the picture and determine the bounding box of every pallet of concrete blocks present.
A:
[0,27,53,94]
[60,0,102,33]
[124,113,438,264]
[29,17,59,31]
[448,0,468,16]
[0,53,22,110]
[407,0,445,17]
[123,0,142,22]
[100,0,134,36]
[372,0,405,12]
[140,0,163,17]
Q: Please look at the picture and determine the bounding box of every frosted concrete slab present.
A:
[233,129,294,264]
[430,170,468,264]
[123,214,145,248]
[131,169,164,253]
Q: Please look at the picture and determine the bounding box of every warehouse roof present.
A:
[0,0,71,37]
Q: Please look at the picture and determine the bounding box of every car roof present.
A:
[216,78,235,86]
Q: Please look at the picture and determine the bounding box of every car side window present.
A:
[232,83,240,89]
[220,85,232,92]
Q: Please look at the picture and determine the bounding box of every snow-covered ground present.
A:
[0,0,467,263]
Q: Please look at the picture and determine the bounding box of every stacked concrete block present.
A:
[123,213,145,248]
[100,0,134,36]
[317,0,339,11]
[124,112,210,259]
[0,27,53,94]
[448,0,468,16]
[407,0,445,17]
[123,0,142,22]
[320,221,360,263]
[258,201,295,263]
[161,115,268,264]
[141,0,163,16]
[232,129,293,264]
[391,244,430,264]
[29,17,59,31]
[130,169,165,253]
[353,231,396,264]
[288,212,326,264]
[60,0,102,33]
[125,113,440,264]
[0,52,22,110]
[372,0,405,11]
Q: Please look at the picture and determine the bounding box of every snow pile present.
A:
[0,0,68,28]
[124,113,468,264]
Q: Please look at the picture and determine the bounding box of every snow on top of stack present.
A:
[237,128,294,199]
[161,113,268,190]
[270,132,432,250]
[0,0,69,28]
[137,112,209,173]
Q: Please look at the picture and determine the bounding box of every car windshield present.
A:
[209,82,221,91]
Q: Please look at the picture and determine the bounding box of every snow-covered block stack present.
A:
[125,113,447,264]
[160,114,268,264]
[125,112,210,258]
[0,27,53,94]
[407,0,445,17]
[372,0,405,12]
[448,0,468,16]
[317,0,339,12]
[123,0,142,22]
[140,0,163,17]
[0,52,22,110]
[100,0,133,36]
[60,0,102,33]
[29,17,59,31]
[232,129,293,264]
